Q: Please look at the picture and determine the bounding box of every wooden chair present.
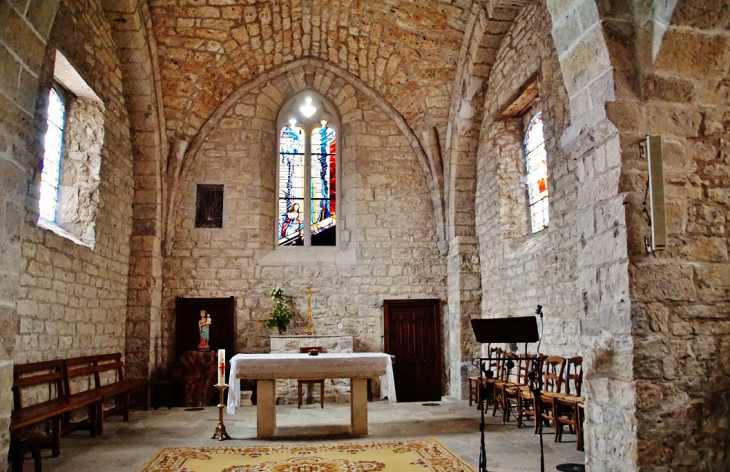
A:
[468,376,482,407]
[503,353,536,425]
[492,351,517,418]
[297,347,324,409]
[514,355,545,429]
[536,355,566,435]
[469,347,500,407]
[555,357,584,447]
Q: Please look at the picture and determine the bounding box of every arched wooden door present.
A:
[384,299,442,402]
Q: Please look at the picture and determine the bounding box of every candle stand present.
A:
[212,383,231,440]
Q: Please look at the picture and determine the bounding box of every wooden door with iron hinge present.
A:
[384,299,442,402]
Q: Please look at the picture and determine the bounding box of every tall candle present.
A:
[218,349,225,385]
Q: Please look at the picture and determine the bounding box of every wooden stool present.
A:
[10,432,43,472]
[297,379,325,409]
[297,347,324,409]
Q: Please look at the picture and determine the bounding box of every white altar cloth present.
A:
[227,353,396,414]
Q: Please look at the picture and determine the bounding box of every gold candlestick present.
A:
[303,285,318,335]
[212,384,231,440]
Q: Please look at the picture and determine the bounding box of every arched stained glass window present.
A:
[277,91,338,247]
[40,88,65,222]
[525,112,549,233]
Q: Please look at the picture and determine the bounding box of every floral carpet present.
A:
[139,439,475,472]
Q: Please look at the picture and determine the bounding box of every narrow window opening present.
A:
[40,87,66,222]
[525,112,549,233]
[37,50,104,249]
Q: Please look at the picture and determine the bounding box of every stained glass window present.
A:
[39,88,65,222]
[277,93,338,248]
[525,112,549,233]
[310,126,336,246]
[278,125,305,246]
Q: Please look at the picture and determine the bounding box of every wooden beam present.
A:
[497,74,539,120]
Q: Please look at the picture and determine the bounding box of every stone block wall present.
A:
[606,2,730,469]
[57,97,104,247]
[15,0,134,364]
[475,4,578,361]
[475,3,637,470]
[0,0,64,460]
[162,66,447,387]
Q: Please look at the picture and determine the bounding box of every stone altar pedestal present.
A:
[270,335,354,405]
[176,351,216,407]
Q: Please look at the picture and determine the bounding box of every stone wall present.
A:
[605,1,730,469]
[15,0,134,364]
[162,66,447,386]
[57,97,104,246]
[0,0,63,460]
[475,4,577,366]
[474,2,638,470]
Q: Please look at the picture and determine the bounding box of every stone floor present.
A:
[40,398,584,471]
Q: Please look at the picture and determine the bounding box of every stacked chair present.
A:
[474,350,585,451]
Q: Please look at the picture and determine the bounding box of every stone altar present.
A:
[270,335,354,405]
[227,352,394,437]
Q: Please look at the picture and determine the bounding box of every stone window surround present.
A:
[38,50,104,250]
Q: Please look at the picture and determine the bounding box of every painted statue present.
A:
[197,310,212,351]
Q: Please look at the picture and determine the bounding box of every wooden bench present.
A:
[65,353,149,434]
[11,359,101,464]
[10,353,149,469]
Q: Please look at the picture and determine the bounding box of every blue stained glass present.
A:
[524,113,549,232]
[279,126,305,246]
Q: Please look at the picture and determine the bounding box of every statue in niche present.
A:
[197,310,212,351]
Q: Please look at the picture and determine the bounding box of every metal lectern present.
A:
[470,315,545,472]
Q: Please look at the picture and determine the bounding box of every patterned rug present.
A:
[139,439,475,471]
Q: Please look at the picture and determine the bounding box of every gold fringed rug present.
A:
[139,439,475,472]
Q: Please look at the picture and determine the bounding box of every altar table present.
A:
[227,353,396,437]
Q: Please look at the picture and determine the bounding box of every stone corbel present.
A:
[422,127,448,256]
[163,138,188,256]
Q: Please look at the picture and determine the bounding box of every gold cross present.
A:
[303,285,317,335]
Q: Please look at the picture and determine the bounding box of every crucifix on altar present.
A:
[303,285,317,335]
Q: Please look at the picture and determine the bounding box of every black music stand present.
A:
[471,316,544,472]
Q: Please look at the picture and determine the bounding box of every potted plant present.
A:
[264,287,292,334]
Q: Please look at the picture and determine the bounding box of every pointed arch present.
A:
[164,57,446,255]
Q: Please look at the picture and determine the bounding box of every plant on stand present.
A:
[264,287,292,334]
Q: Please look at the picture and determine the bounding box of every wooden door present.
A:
[384,299,442,402]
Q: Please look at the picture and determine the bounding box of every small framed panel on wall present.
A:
[175,296,236,363]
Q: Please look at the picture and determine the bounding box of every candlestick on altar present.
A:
[303,285,318,335]
[212,383,231,440]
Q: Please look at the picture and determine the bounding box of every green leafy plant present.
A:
[264,287,292,334]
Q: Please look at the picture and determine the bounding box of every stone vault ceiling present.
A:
[149,0,473,147]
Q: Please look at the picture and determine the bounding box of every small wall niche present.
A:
[195,184,224,228]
